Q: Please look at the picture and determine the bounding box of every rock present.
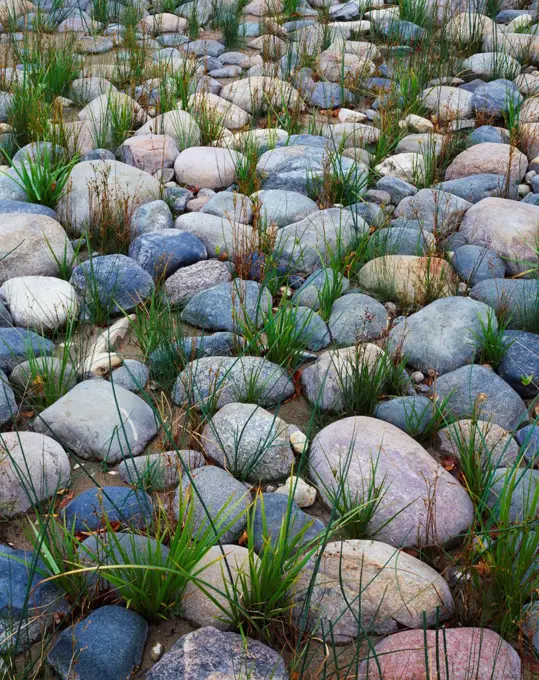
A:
[0,432,70,517]
[182,280,271,332]
[70,254,155,316]
[220,76,302,114]
[328,293,388,346]
[275,476,317,507]
[139,12,187,34]
[172,356,294,409]
[0,327,54,375]
[0,199,56,218]
[181,545,256,629]
[470,278,539,330]
[459,197,539,277]
[375,152,426,184]
[201,191,254,224]
[130,200,174,239]
[421,85,474,122]
[128,229,207,280]
[174,147,244,190]
[434,419,520,468]
[145,627,288,680]
[164,260,232,307]
[523,603,539,656]
[258,144,366,196]
[0,369,17,427]
[0,168,28,202]
[497,330,539,397]
[118,449,204,491]
[472,78,522,117]
[175,212,253,259]
[0,544,68,653]
[309,416,473,547]
[252,189,318,227]
[445,143,527,187]
[451,245,506,285]
[295,540,454,642]
[10,357,77,398]
[61,486,153,533]
[515,424,539,463]
[374,396,435,436]
[393,188,471,235]
[275,208,366,273]
[33,380,157,463]
[388,297,494,374]
[291,307,331,350]
[301,344,390,412]
[1,276,79,332]
[188,92,250,130]
[0,214,74,285]
[436,173,514,203]
[117,134,179,175]
[293,268,350,310]
[202,403,297,482]
[135,109,201,149]
[109,359,149,392]
[176,466,249,542]
[469,125,509,145]
[58,160,160,235]
[434,364,528,431]
[69,76,117,104]
[358,628,521,679]
[358,255,456,307]
[488,467,539,521]
[252,493,325,552]
[48,605,147,680]
[376,176,417,203]
[0,302,11,327]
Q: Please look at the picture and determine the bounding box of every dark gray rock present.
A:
[374,396,435,436]
[451,245,506,286]
[470,279,539,331]
[306,81,354,108]
[328,293,387,346]
[434,364,528,431]
[0,327,54,375]
[182,280,271,332]
[183,39,225,57]
[145,626,288,680]
[61,487,153,533]
[472,79,522,117]
[165,185,194,212]
[469,125,509,146]
[497,330,539,397]
[0,302,12,328]
[293,306,330,350]
[130,199,174,238]
[515,424,539,464]
[0,199,57,218]
[118,450,204,491]
[293,268,350,310]
[0,544,68,652]
[435,173,515,203]
[370,225,430,255]
[252,493,325,553]
[487,468,539,522]
[70,254,155,316]
[376,176,417,204]
[48,605,147,680]
[176,466,249,543]
[128,229,207,280]
[0,368,17,427]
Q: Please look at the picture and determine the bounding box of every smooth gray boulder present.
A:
[33,380,158,463]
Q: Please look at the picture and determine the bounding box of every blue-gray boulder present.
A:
[0,327,54,374]
[48,605,147,680]
[329,293,387,346]
[435,173,515,203]
[70,254,155,316]
[434,364,528,431]
[515,424,539,464]
[128,229,207,280]
[470,279,539,330]
[451,245,506,286]
[0,369,17,427]
[497,330,539,397]
[61,487,153,533]
[130,199,174,238]
[374,396,435,436]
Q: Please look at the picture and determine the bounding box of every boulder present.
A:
[358,628,521,679]
[309,416,474,546]
[202,402,297,482]
[388,297,494,374]
[174,147,244,190]
[444,143,527,186]
[33,380,158,463]
[0,432,70,517]
[434,364,528,430]
[0,214,74,285]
